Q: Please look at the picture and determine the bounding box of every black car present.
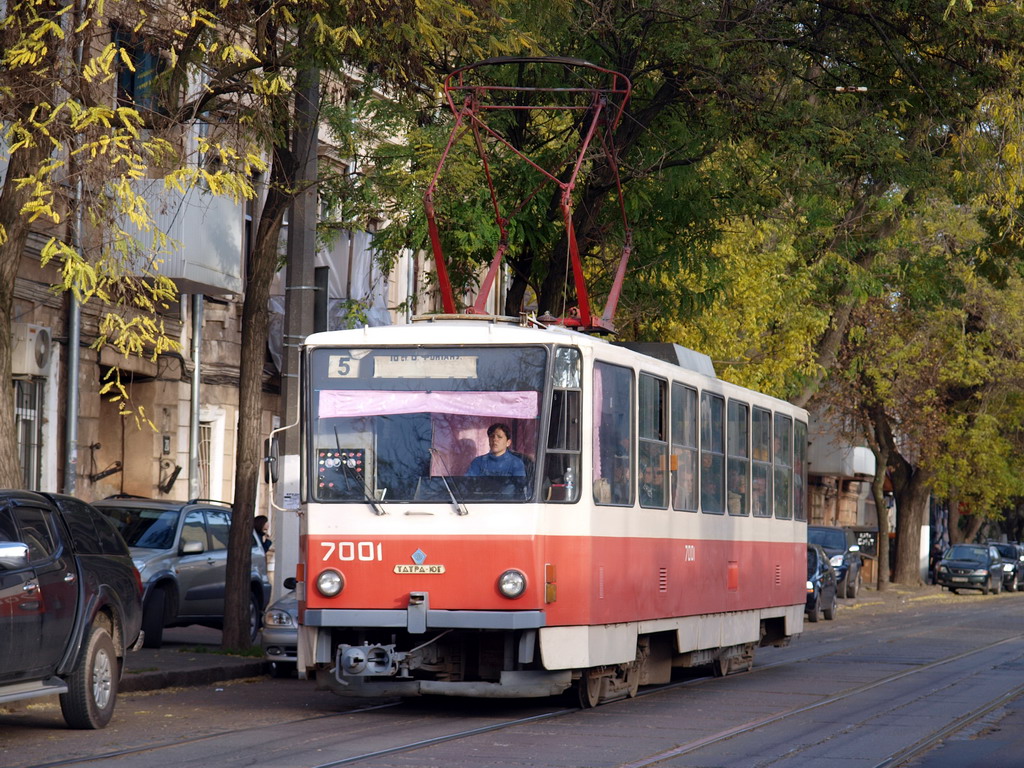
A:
[806,543,838,622]
[935,544,1004,594]
[0,491,143,728]
[989,542,1024,592]
[807,525,863,598]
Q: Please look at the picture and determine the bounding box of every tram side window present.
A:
[593,361,633,506]
[794,420,808,521]
[700,392,725,514]
[546,347,582,503]
[774,413,793,519]
[727,400,749,516]
[639,374,667,509]
[671,383,698,512]
[751,408,772,517]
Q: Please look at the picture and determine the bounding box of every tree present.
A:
[0,0,262,488]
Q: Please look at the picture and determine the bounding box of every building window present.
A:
[13,379,44,490]
[197,421,213,499]
[112,24,163,113]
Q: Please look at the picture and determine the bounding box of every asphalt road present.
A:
[2,585,1023,768]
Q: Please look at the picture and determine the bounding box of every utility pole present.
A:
[275,61,319,596]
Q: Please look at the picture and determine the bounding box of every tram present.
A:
[286,315,807,706]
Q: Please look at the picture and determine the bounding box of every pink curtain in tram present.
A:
[318,390,538,419]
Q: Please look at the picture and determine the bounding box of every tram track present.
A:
[14,598,1022,768]
[613,634,1024,768]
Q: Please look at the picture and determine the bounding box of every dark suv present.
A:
[935,544,1005,594]
[807,525,863,598]
[0,491,143,728]
[93,498,271,648]
[989,542,1024,592]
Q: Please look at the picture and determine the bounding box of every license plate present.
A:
[951,577,968,582]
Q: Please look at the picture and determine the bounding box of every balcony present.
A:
[133,179,244,296]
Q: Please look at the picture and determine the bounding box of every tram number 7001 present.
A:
[320,541,383,562]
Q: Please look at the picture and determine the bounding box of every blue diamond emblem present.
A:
[412,549,427,565]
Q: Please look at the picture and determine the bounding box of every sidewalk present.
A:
[120,625,268,694]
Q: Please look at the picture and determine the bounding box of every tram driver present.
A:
[467,423,527,477]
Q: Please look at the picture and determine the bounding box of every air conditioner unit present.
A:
[12,323,52,377]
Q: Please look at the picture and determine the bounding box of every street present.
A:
[2,586,1024,768]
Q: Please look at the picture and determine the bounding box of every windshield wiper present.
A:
[335,428,386,516]
[429,448,468,516]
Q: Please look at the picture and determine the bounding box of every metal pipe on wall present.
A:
[188,294,203,499]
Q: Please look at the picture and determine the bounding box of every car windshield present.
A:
[308,346,547,503]
[98,506,179,549]
[808,528,846,551]
[945,544,987,562]
[807,548,818,574]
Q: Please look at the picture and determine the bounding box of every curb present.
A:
[121,660,267,693]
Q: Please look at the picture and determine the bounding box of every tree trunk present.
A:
[892,466,931,586]
[947,498,964,544]
[222,157,293,649]
[869,443,891,590]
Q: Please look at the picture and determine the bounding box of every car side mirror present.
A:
[264,437,280,484]
[283,576,297,590]
[0,542,30,570]
[180,539,205,556]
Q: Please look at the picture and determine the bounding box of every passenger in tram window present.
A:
[467,423,527,477]
[640,463,665,507]
[751,473,770,516]
[727,464,747,515]
[701,452,724,513]
[611,456,631,504]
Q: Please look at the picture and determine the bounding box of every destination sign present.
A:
[375,354,477,379]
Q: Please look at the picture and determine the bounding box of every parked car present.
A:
[807,525,863,598]
[262,577,298,677]
[0,491,143,728]
[989,542,1024,592]
[935,544,1004,594]
[93,497,271,648]
[806,543,838,622]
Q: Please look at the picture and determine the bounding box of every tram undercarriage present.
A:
[306,608,799,707]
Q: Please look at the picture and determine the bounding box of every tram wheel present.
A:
[577,668,603,708]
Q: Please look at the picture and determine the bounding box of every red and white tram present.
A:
[289,314,807,706]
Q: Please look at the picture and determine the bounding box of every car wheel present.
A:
[60,623,118,729]
[845,570,860,599]
[949,588,958,594]
[993,575,1002,594]
[982,578,991,595]
[1010,573,1019,592]
[806,596,820,623]
[823,590,837,621]
[248,591,262,643]
[141,588,167,649]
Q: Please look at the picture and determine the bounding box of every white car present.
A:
[262,578,298,677]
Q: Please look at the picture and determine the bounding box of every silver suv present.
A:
[94,497,270,648]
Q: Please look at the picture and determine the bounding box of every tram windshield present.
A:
[308,346,547,503]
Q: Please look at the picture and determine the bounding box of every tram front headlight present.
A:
[316,569,345,597]
[497,569,527,599]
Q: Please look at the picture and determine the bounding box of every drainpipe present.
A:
[63,1,87,495]
[188,294,203,499]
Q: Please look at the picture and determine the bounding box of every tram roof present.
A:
[304,315,803,415]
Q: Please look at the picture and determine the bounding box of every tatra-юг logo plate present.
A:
[394,564,445,574]
[395,548,444,573]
